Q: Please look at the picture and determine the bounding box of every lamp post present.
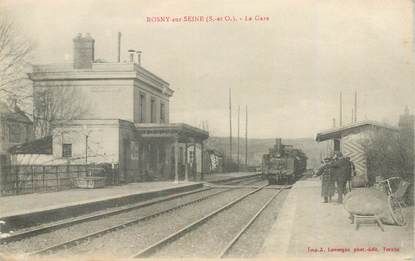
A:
[83,125,88,165]
[85,135,88,164]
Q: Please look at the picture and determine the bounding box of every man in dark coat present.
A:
[344,157,356,193]
[330,152,349,203]
[314,158,335,203]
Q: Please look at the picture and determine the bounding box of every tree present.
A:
[0,10,32,107]
[0,11,90,138]
[33,84,91,138]
[361,129,413,185]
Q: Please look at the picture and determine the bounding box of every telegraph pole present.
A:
[354,91,357,122]
[237,105,240,170]
[245,105,248,168]
[85,134,88,164]
[339,92,343,127]
[351,109,354,124]
[117,32,121,63]
[229,88,232,163]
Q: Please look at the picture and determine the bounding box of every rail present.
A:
[218,188,284,258]
[26,177,264,256]
[130,184,268,258]
[1,187,210,243]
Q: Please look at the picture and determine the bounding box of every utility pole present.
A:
[229,88,232,163]
[354,91,357,123]
[237,105,240,171]
[339,92,343,127]
[85,134,88,164]
[83,125,89,165]
[117,32,121,63]
[245,105,248,168]
[351,109,354,124]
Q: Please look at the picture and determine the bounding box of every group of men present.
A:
[314,151,356,203]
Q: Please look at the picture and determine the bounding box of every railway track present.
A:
[217,188,283,258]
[1,175,261,244]
[129,185,286,258]
[0,187,212,243]
[0,176,264,256]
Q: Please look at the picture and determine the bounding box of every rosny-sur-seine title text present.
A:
[146,16,270,23]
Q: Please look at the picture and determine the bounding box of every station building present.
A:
[315,121,399,179]
[12,33,208,183]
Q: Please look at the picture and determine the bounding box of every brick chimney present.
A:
[73,33,95,69]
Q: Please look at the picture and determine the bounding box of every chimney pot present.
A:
[73,33,95,69]
[136,50,142,65]
[128,49,135,63]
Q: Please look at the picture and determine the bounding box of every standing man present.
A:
[330,152,348,203]
[344,156,356,193]
[314,157,335,203]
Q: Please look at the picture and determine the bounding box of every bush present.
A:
[361,129,414,204]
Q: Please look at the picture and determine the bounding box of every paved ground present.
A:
[260,177,414,260]
[0,181,199,218]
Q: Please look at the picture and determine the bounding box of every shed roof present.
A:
[206,149,223,157]
[9,136,52,155]
[315,120,399,142]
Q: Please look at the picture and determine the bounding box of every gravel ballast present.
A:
[0,187,230,254]
[49,188,258,258]
[151,188,282,258]
[225,189,289,258]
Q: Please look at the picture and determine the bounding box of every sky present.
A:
[2,0,414,139]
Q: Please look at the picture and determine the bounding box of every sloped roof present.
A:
[9,136,52,155]
[206,149,223,157]
[316,120,399,142]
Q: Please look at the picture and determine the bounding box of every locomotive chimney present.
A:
[275,138,282,154]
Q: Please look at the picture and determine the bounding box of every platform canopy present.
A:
[315,120,398,142]
[135,123,209,143]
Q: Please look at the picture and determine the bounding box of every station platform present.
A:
[0,172,257,230]
[259,177,414,260]
[0,181,202,229]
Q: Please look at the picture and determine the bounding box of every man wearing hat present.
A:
[330,151,349,203]
[314,157,336,203]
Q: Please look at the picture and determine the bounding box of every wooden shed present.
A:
[316,121,399,178]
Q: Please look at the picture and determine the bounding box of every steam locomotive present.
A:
[261,138,307,185]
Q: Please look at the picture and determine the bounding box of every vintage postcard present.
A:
[0,0,413,260]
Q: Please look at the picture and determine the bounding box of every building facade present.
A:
[0,102,33,162]
[15,33,208,182]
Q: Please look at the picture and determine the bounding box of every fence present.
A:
[0,164,119,196]
[0,165,89,196]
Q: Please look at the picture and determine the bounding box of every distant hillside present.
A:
[206,136,326,169]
